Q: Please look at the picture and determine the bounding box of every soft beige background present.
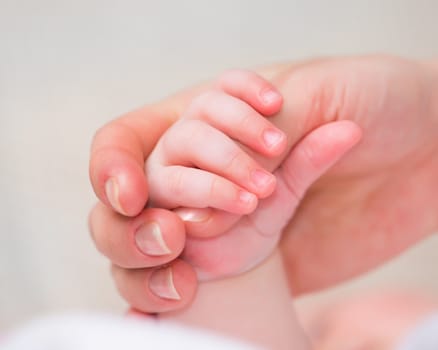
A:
[1,0,437,330]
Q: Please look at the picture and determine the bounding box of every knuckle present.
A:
[160,124,180,155]
[184,119,207,143]
[222,149,248,177]
[163,119,203,151]
[186,92,217,119]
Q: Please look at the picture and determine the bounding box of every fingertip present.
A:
[238,190,259,214]
[105,177,126,215]
[90,116,164,218]
[147,260,198,312]
[344,121,363,145]
[262,128,288,156]
[115,260,198,313]
[329,120,363,143]
[168,259,198,304]
[91,149,148,217]
[259,87,284,116]
[113,167,149,216]
[217,69,283,116]
[250,168,277,199]
[321,120,363,157]
[137,208,187,259]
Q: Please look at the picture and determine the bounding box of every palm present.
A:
[278,56,438,294]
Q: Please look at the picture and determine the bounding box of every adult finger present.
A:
[89,203,186,268]
[112,259,197,313]
[89,107,176,216]
[250,120,363,235]
[279,120,363,202]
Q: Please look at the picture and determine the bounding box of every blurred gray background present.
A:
[1,0,437,330]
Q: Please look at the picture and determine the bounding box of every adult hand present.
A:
[275,56,438,294]
[165,56,438,293]
[89,55,438,312]
[88,68,298,312]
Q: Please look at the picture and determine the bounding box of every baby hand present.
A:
[145,70,286,221]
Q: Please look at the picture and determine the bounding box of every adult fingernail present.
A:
[263,129,284,149]
[251,169,274,189]
[174,208,212,223]
[105,177,127,215]
[149,267,181,300]
[135,222,171,256]
[261,89,281,105]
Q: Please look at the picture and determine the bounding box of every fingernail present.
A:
[261,89,280,105]
[105,177,126,215]
[239,190,257,205]
[135,222,171,256]
[251,169,274,189]
[263,129,284,149]
[174,208,211,223]
[149,267,181,300]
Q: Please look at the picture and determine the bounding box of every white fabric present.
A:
[1,313,256,350]
[398,314,438,350]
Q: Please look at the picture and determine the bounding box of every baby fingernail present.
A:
[135,222,171,256]
[261,89,281,105]
[149,267,181,300]
[175,208,212,223]
[251,169,274,189]
[239,190,257,205]
[263,129,284,149]
[105,177,127,215]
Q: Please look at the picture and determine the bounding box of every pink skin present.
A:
[89,70,288,312]
[145,118,277,215]
[89,57,438,319]
[144,74,361,281]
[141,74,290,273]
[300,292,438,349]
[89,69,361,313]
[110,120,361,314]
[89,70,284,217]
[182,121,361,280]
[144,85,289,215]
